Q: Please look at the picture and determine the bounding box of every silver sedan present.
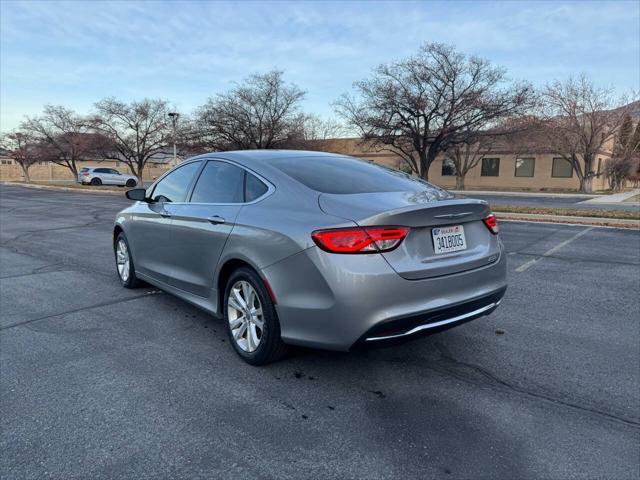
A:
[114,151,506,364]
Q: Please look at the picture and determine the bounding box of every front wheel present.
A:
[114,233,141,288]
[224,267,287,365]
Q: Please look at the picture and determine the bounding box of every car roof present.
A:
[188,149,346,165]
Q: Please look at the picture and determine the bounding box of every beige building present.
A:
[0,136,614,192]
[310,137,612,192]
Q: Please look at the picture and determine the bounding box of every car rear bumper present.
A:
[262,243,507,351]
[351,287,505,348]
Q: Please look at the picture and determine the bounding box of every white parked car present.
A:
[78,167,138,187]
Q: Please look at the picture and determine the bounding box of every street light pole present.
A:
[168,112,179,165]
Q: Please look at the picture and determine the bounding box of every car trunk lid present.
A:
[318,191,501,280]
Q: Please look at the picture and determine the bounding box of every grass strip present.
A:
[491,205,640,220]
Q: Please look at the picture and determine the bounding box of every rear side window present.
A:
[245,173,268,202]
[94,168,109,174]
[190,161,245,203]
[151,161,201,202]
[270,155,436,194]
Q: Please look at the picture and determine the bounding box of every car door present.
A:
[110,169,126,185]
[161,160,248,297]
[126,160,202,281]
[92,168,108,184]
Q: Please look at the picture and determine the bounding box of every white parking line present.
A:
[515,227,594,273]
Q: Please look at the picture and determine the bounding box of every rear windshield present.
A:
[270,155,439,194]
[80,167,90,172]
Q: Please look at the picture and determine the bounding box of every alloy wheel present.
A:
[227,280,264,353]
[116,239,130,282]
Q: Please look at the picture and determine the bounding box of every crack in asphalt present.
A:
[431,342,640,429]
[0,262,68,280]
[0,290,163,331]
[0,243,116,280]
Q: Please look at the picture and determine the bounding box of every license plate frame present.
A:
[432,225,467,255]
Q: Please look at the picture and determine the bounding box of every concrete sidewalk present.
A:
[580,189,639,204]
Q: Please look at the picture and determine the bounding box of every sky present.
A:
[1,0,639,131]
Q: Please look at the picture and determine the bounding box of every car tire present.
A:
[114,232,142,288]
[125,179,137,188]
[91,177,102,186]
[223,267,287,365]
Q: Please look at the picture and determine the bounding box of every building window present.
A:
[515,158,535,177]
[441,158,455,176]
[481,158,500,177]
[552,157,573,178]
[1,159,12,165]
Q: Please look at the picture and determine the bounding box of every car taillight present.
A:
[82,172,89,176]
[483,213,499,235]
[311,226,409,254]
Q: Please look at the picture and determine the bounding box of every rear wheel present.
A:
[224,267,287,365]
[114,233,141,288]
[90,177,102,186]
[125,179,137,188]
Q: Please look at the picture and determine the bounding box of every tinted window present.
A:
[80,167,90,172]
[441,158,455,176]
[481,158,500,177]
[94,168,109,174]
[552,157,573,178]
[151,161,201,202]
[190,161,244,203]
[245,173,268,202]
[270,155,437,194]
[515,158,535,177]
[110,169,120,175]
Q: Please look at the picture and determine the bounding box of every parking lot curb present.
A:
[1,181,125,196]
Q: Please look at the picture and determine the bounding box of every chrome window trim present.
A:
[145,156,275,206]
[186,157,275,206]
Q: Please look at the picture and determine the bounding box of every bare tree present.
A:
[92,98,173,181]
[606,114,640,191]
[334,43,534,180]
[539,75,633,193]
[23,105,97,177]
[0,130,43,182]
[300,115,346,141]
[444,132,496,190]
[194,70,306,150]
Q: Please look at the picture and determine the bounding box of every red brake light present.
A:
[311,226,409,254]
[483,213,499,235]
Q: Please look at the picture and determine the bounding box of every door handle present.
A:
[207,215,226,225]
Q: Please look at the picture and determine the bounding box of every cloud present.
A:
[1,0,638,129]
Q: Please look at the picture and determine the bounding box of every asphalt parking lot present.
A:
[1,184,639,479]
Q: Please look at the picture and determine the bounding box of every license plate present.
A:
[432,225,467,254]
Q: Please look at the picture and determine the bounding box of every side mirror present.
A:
[125,188,148,202]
